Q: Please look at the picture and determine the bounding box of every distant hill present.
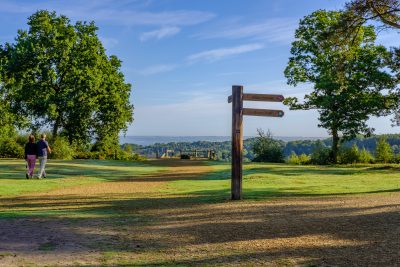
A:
[122,134,400,161]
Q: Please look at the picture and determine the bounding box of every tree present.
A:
[252,129,284,163]
[344,0,400,30]
[284,10,397,163]
[375,137,394,162]
[1,10,133,148]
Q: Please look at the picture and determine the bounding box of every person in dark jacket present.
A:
[25,134,38,179]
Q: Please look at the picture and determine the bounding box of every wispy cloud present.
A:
[195,18,297,45]
[187,43,264,63]
[99,37,119,49]
[0,0,215,27]
[140,26,180,41]
[139,64,177,75]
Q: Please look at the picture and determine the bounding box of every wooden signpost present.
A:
[228,85,284,200]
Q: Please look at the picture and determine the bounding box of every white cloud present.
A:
[0,0,216,27]
[195,18,297,45]
[99,37,119,49]
[139,64,177,75]
[140,26,180,41]
[187,43,264,63]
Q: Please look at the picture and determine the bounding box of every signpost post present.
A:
[228,85,284,200]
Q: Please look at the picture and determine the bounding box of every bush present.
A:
[359,148,374,163]
[375,138,394,163]
[339,144,360,164]
[288,152,311,165]
[287,152,300,164]
[50,137,75,160]
[298,153,311,164]
[252,129,284,163]
[310,146,332,165]
[0,139,24,158]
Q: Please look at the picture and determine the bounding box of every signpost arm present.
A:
[231,85,243,200]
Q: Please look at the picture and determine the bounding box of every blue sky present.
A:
[0,0,399,137]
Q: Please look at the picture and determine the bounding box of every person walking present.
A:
[24,134,38,179]
[37,134,51,179]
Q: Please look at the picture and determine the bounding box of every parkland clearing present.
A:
[1,0,400,266]
[0,158,399,266]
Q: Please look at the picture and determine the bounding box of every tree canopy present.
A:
[284,10,397,162]
[344,0,400,30]
[0,10,133,149]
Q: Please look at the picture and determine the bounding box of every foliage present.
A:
[1,10,133,148]
[0,138,24,158]
[359,148,375,163]
[339,144,360,164]
[344,0,400,30]
[49,137,75,160]
[375,137,394,163]
[287,152,311,165]
[284,10,397,163]
[310,143,332,165]
[252,129,284,163]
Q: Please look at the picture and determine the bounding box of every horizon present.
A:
[0,0,399,137]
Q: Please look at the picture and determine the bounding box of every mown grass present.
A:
[167,162,400,199]
[0,159,165,197]
[2,159,400,200]
[1,159,400,266]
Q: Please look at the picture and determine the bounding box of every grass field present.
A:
[0,159,399,266]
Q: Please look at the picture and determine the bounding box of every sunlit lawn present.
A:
[1,159,400,266]
[0,159,165,197]
[169,162,400,199]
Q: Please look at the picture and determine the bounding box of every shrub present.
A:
[287,152,311,165]
[49,137,75,160]
[287,152,300,164]
[310,146,332,165]
[298,153,311,164]
[252,129,284,163]
[339,144,360,164]
[0,139,24,158]
[359,148,374,163]
[375,138,394,163]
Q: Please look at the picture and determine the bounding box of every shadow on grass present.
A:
[0,192,399,266]
[1,159,400,265]
[0,159,164,181]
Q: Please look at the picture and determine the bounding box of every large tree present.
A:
[344,0,400,30]
[284,10,397,163]
[342,1,400,126]
[1,10,133,148]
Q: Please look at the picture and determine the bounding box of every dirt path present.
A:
[0,160,400,266]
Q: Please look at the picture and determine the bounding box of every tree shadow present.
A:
[1,192,399,266]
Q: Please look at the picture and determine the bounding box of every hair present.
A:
[41,133,46,139]
[28,134,35,143]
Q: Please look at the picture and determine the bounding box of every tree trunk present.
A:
[331,128,339,163]
[53,116,61,138]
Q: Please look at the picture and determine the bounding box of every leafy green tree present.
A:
[375,137,394,163]
[252,129,284,163]
[1,10,133,148]
[284,10,397,163]
[344,0,400,30]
